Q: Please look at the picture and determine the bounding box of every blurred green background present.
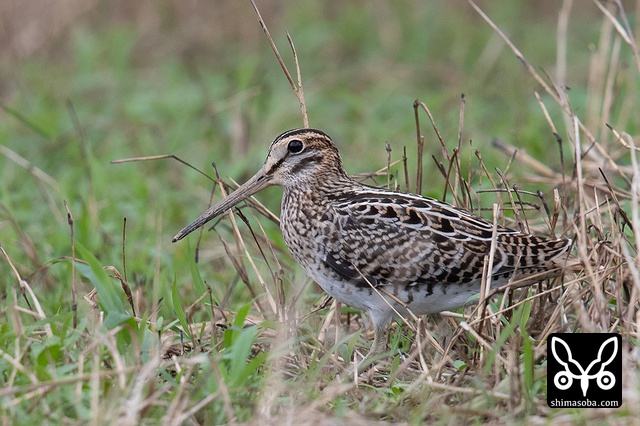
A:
[0,0,622,316]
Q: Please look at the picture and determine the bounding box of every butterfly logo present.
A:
[551,335,618,397]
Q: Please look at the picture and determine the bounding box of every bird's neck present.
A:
[288,170,356,197]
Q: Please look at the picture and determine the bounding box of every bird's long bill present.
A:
[172,168,271,242]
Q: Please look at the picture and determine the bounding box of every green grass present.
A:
[1,1,639,424]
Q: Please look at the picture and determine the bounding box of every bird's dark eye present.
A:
[287,139,304,153]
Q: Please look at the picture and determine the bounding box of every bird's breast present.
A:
[280,191,333,270]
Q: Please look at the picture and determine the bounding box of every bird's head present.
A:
[172,128,345,242]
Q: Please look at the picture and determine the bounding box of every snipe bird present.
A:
[173,129,571,357]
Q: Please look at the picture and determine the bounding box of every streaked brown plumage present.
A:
[173,129,571,357]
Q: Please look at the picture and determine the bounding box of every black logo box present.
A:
[547,333,622,408]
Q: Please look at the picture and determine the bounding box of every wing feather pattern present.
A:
[319,190,570,290]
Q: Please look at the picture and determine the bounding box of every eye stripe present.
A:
[290,155,323,174]
[266,158,285,175]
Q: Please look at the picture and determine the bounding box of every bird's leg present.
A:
[368,326,390,358]
[353,312,393,374]
[357,325,390,373]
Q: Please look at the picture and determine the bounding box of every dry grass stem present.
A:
[250,0,308,127]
